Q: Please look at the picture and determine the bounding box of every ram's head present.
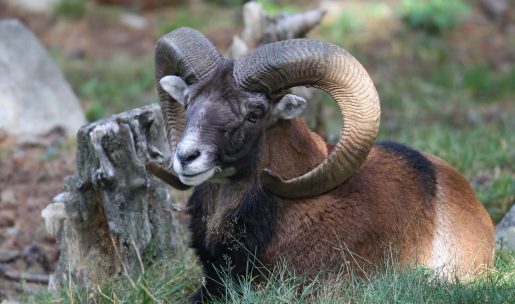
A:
[149,27,381,198]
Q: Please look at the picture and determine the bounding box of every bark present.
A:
[42,104,182,292]
[230,1,326,51]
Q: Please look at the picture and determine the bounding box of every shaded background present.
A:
[0,0,513,300]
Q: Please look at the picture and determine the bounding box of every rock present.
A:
[496,205,515,249]
[6,0,57,12]
[0,19,86,140]
[119,12,147,30]
[0,191,15,205]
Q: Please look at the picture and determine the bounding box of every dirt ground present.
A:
[0,3,151,299]
[0,129,75,299]
[0,1,236,59]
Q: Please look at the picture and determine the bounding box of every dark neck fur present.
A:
[186,118,326,301]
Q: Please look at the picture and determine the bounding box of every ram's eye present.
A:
[246,111,262,123]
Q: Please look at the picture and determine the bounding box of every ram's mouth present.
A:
[210,166,237,183]
[178,168,216,186]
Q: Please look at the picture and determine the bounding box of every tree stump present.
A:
[42,104,182,291]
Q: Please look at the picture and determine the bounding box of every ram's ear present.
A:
[271,94,307,120]
[159,75,190,107]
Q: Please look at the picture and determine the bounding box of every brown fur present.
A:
[254,118,495,277]
[183,114,495,304]
[424,154,495,275]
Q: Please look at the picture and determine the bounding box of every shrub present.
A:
[53,0,87,20]
[401,0,470,35]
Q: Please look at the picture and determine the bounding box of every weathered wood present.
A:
[42,104,182,291]
[231,1,326,50]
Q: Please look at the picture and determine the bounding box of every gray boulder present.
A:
[496,204,515,250]
[5,0,57,13]
[0,19,86,140]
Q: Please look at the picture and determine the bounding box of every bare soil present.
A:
[0,130,75,300]
[0,1,236,60]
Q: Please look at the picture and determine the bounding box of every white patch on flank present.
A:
[429,205,451,267]
[427,185,459,276]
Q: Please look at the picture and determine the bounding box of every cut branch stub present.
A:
[43,104,183,291]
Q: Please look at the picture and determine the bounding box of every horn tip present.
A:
[146,160,191,191]
[146,160,161,174]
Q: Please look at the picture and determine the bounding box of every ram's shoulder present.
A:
[356,141,437,198]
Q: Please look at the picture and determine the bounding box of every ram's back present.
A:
[266,141,494,278]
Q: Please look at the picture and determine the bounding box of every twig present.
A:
[0,264,49,284]
[0,251,21,264]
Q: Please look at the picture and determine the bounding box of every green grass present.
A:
[400,0,470,35]
[53,0,87,20]
[54,54,157,122]
[256,0,298,15]
[35,246,515,303]
[157,8,206,36]
[156,3,234,36]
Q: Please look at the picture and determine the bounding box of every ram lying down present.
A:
[146,27,495,303]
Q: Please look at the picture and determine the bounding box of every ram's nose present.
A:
[176,148,201,167]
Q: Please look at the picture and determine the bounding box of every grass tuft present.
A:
[400,0,470,35]
[36,247,515,303]
[53,0,87,20]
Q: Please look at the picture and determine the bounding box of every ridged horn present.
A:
[234,39,380,198]
[154,27,223,189]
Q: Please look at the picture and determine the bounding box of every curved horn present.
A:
[156,27,224,155]
[234,39,380,198]
[154,27,223,189]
